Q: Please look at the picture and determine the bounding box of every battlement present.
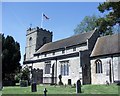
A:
[25,26,53,61]
[26,27,52,36]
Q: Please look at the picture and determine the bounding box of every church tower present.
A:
[24,27,52,61]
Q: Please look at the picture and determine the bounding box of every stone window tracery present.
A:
[95,59,103,73]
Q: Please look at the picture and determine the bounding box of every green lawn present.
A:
[1,84,119,95]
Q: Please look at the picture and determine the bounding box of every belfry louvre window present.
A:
[60,61,69,76]
[45,62,51,74]
[29,37,32,57]
[95,59,103,73]
[29,37,32,46]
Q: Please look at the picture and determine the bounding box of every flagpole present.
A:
[41,12,43,28]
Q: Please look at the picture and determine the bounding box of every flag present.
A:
[43,14,49,20]
[41,13,50,28]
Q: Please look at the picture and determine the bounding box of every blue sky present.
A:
[2,2,106,64]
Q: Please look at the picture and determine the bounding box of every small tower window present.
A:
[29,37,32,46]
[29,37,32,57]
[43,37,47,45]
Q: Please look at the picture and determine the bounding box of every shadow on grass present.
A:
[1,94,119,96]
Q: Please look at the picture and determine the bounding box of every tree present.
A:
[97,1,120,35]
[96,17,113,36]
[74,2,120,36]
[21,66,30,80]
[2,34,21,81]
[15,66,30,86]
[74,15,99,35]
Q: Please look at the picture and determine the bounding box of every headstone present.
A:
[44,88,47,96]
[76,79,81,93]
[106,80,109,86]
[58,75,63,85]
[31,82,37,92]
[68,79,71,85]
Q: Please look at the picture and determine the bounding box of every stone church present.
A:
[91,34,120,84]
[23,26,120,85]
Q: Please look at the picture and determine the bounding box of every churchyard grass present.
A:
[1,84,119,94]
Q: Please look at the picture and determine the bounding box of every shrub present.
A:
[117,82,120,86]
[3,80,15,86]
[14,73,22,83]
[21,67,30,80]
[20,80,28,87]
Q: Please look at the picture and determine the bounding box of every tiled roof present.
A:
[91,34,120,57]
[35,30,96,55]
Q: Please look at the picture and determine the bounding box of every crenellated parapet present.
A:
[26,27,53,36]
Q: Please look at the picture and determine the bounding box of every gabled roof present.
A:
[35,30,96,55]
[91,34,120,57]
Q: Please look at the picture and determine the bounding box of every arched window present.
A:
[60,64,63,75]
[67,63,69,75]
[45,61,51,74]
[60,61,69,76]
[95,59,103,73]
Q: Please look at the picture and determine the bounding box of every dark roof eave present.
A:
[34,42,87,56]
[24,52,79,64]
[34,47,65,56]
[90,52,120,59]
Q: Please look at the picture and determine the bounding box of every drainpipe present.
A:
[79,51,84,85]
[31,62,33,82]
[111,56,114,83]
[55,58,57,84]
[109,59,112,84]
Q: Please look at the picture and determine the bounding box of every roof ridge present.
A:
[97,33,120,41]
[35,30,95,54]
[49,30,94,44]
[88,28,97,39]
[91,33,120,57]
[41,30,94,47]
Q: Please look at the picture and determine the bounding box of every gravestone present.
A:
[44,88,47,96]
[76,80,81,93]
[31,82,37,92]
[58,75,63,85]
[68,79,71,85]
[32,68,43,84]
